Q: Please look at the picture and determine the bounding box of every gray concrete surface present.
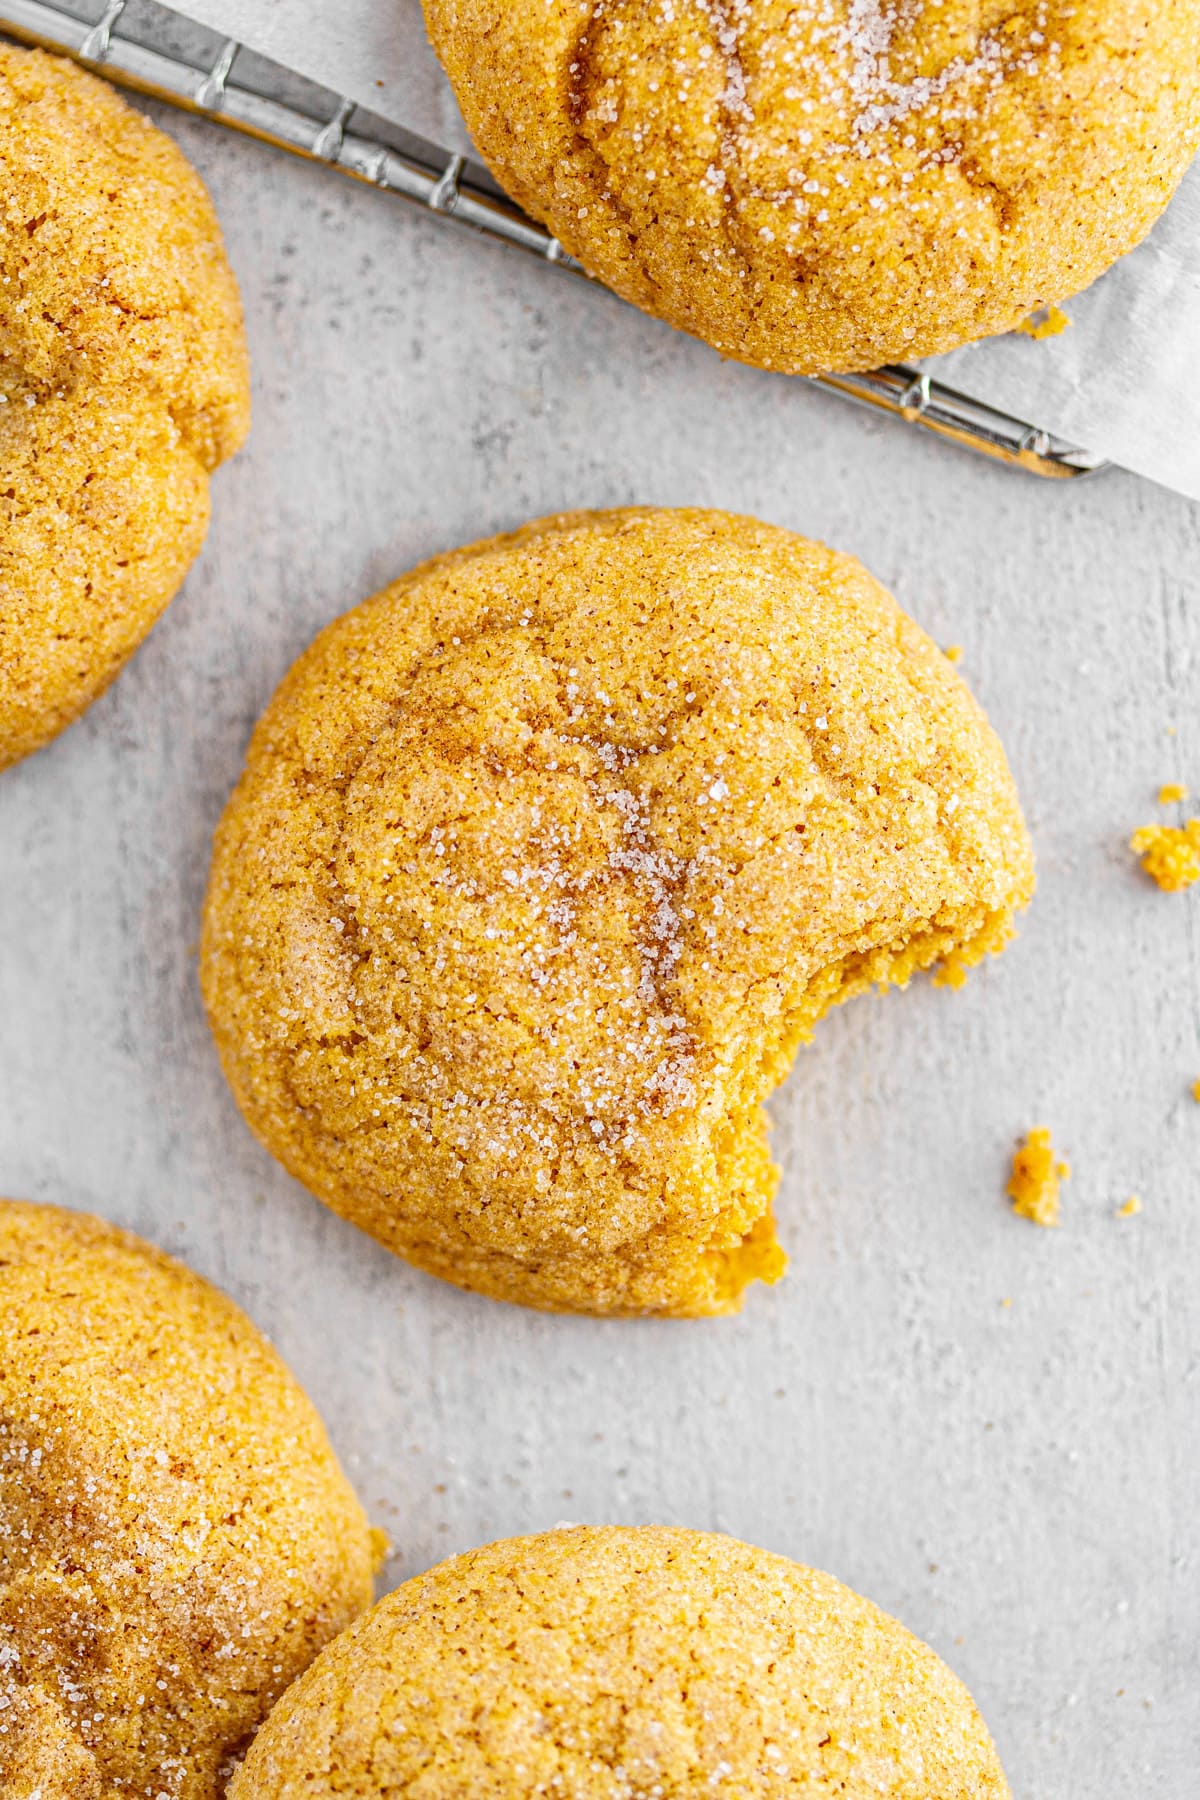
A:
[3,18,1200,1797]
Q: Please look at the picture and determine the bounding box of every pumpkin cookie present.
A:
[202,508,1033,1316]
[0,1200,374,1799]
[0,45,249,769]
[231,1525,1010,1798]
[422,0,1200,374]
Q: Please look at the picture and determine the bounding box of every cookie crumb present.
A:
[1015,304,1071,339]
[943,644,963,664]
[1116,1195,1142,1219]
[1158,782,1188,804]
[1008,1127,1069,1227]
[1130,820,1200,891]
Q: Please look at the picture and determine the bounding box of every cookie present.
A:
[202,508,1033,1316]
[422,0,1200,374]
[231,1525,1010,1798]
[0,1200,374,1799]
[0,46,249,770]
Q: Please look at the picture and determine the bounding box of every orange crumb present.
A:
[1158,782,1188,804]
[1008,1127,1069,1227]
[943,644,963,664]
[1016,304,1071,340]
[1130,820,1200,891]
[1116,1196,1142,1219]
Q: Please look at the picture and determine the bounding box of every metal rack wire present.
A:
[0,0,1107,479]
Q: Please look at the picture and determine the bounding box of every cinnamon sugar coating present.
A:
[232,1527,1011,1799]
[422,0,1200,374]
[202,509,1033,1316]
[0,46,249,769]
[0,1201,373,1799]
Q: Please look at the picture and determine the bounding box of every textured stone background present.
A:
[2,4,1199,1795]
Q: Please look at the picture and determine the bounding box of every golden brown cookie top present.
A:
[0,1200,374,1800]
[232,1525,1011,1798]
[203,508,1033,1316]
[423,0,1200,372]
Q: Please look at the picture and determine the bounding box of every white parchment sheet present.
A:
[187,0,1200,499]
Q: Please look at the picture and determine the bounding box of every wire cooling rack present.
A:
[1,0,1108,479]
